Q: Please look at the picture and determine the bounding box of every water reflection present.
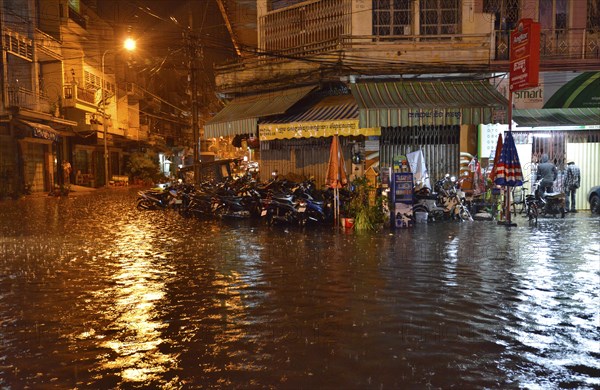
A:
[0,190,598,388]
[97,220,177,384]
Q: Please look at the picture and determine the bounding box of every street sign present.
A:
[509,19,541,92]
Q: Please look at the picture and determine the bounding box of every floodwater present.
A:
[0,188,598,389]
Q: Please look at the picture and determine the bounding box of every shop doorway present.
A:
[22,142,50,192]
[381,125,460,182]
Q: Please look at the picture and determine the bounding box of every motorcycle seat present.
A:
[415,194,438,200]
[544,192,564,199]
[221,195,243,202]
[273,195,294,203]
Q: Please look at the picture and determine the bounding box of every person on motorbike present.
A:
[536,154,557,195]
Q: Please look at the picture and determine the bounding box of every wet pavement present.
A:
[0,187,599,389]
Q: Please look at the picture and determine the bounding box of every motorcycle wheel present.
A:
[458,207,472,221]
[136,198,154,210]
[528,204,538,225]
[429,209,445,222]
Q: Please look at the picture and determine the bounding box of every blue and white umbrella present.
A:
[494,131,523,187]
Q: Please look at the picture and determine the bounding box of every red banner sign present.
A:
[509,19,541,92]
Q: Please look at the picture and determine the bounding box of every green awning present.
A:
[513,108,600,127]
[351,80,508,127]
[544,72,600,109]
[204,85,316,138]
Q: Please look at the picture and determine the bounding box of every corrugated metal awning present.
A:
[258,94,380,140]
[351,80,508,127]
[513,108,600,127]
[260,94,358,124]
[204,85,316,138]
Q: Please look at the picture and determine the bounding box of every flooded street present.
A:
[0,188,598,389]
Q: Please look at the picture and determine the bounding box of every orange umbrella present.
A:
[326,135,347,188]
[326,135,347,223]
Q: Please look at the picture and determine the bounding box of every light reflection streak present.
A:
[442,236,459,287]
[505,230,600,383]
[99,222,177,383]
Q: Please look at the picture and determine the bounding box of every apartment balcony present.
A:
[2,29,33,61]
[63,84,99,112]
[35,29,62,61]
[125,126,149,141]
[7,86,52,114]
[126,82,144,102]
[68,6,87,30]
[215,33,494,93]
[492,27,600,71]
[215,26,600,93]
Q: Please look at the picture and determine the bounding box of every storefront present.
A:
[258,94,379,184]
[350,79,508,182]
[508,71,600,211]
[13,119,63,193]
[204,85,317,139]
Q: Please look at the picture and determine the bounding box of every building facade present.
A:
[0,0,77,195]
[207,0,599,207]
[0,0,195,194]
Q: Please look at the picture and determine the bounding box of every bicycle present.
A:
[511,180,529,217]
[524,191,538,225]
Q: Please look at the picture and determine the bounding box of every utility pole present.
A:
[188,5,201,184]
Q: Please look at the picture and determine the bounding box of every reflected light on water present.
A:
[100,222,177,383]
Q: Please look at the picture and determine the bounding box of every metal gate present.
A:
[566,142,600,211]
[380,125,460,183]
[259,138,352,184]
[22,142,47,192]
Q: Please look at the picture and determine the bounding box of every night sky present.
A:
[88,0,256,113]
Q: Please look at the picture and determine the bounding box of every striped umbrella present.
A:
[489,133,503,183]
[494,131,523,187]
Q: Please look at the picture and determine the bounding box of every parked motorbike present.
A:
[414,174,472,222]
[180,190,213,218]
[526,180,566,223]
[291,181,331,224]
[136,183,185,210]
[260,193,306,226]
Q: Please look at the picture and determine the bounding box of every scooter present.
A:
[136,183,184,211]
[260,193,306,226]
[531,180,566,219]
[422,174,472,222]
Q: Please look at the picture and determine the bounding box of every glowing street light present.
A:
[124,38,136,51]
[102,38,136,187]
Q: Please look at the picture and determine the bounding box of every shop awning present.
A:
[351,80,508,127]
[261,95,358,124]
[16,120,60,142]
[513,108,600,127]
[204,85,316,138]
[258,95,380,140]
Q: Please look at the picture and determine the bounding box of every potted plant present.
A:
[344,176,384,231]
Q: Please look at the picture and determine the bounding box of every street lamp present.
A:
[101,39,136,187]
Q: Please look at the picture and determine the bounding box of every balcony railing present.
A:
[218,27,600,76]
[260,0,352,53]
[63,84,97,107]
[494,27,599,61]
[35,29,62,60]
[217,33,491,72]
[68,6,87,29]
[2,29,33,61]
[7,86,51,113]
